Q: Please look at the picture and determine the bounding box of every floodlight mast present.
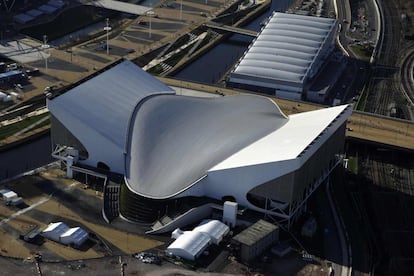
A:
[103,18,112,55]
[180,0,183,20]
[42,35,50,73]
[147,10,155,38]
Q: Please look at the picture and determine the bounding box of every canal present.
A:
[0,135,52,181]
[173,0,297,83]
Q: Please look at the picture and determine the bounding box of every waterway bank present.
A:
[166,0,271,76]
[172,0,298,83]
[0,134,52,181]
[0,0,271,152]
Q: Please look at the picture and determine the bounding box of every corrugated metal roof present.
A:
[231,12,337,85]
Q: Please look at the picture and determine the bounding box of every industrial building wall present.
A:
[248,171,295,205]
[50,115,88,159]
[227,74,303,99]
[246,122,346,214]
[240,227,279,263]
[290,122,346,206]
[307,22,338,79]
[48,100,124,173]
[202,159,298,209]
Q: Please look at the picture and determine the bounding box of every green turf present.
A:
[0,113,50,140]
[21,6,119,41]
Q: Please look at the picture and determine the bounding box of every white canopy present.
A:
[193,220,229,245]
[60,227,89,246]
[166,231,211,260]
[42,222,70,242]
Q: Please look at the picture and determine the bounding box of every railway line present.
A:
[400,48,414,107]
[364,0,403,117]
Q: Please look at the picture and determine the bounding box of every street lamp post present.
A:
[147,10,155,38]
[180,0,183,20]
[103,18,112,55]
[69,35,73,62]
[42,35,50,73]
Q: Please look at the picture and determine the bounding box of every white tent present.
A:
[0,92,7,101]
[1,190,17,201]
[42,222,89,246]
[60,227,89,246]
[171,228,184,240]
[166,231,211,261]
[193,219,229,245]
[42,222,69,242]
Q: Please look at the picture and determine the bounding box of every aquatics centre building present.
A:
[47,59,352,232]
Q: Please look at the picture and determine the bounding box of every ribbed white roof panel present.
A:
[266,23,328,36]
[232,12,337,84]
[248,47,315,61]
[239,60,306,75]
[253,41,317,55]
[259,34,322,48]
[243,54,310,68]
[260,29,324,42]
[236,65,304,82]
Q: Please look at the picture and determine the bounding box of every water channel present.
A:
[0,0,296,180]
[173,0,296,83]
[0,135,52,181]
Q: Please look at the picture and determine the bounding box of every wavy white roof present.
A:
[231,12,337,85]
[125,94,289,198]
[49,60,351,202]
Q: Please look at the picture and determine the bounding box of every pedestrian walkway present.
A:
[87,0,151,15]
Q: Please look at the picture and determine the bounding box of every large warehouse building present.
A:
[227,12,337,100]
[47,59,351,232]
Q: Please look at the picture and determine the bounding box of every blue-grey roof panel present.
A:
[50,60,175,147]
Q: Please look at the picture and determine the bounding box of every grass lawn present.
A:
[347,156,358,174]
[348,45,372,63]
[0,113,50,141]
[21,6,120,41]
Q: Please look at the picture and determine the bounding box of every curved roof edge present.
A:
[124,94,289,199]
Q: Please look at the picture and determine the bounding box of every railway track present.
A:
[400,48,414,107]
[364,0,402,117]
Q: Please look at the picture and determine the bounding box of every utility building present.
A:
[232,219,279,263]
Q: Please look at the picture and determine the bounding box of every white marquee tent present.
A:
[193,219,229,245]
[166,231,211,260]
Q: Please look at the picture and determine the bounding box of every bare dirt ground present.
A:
[0,168,163,261]
[0,167,331,275]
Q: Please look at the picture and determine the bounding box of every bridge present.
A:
[87,0,150,15]
[158,77,414,152]
[204,22,258,37]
